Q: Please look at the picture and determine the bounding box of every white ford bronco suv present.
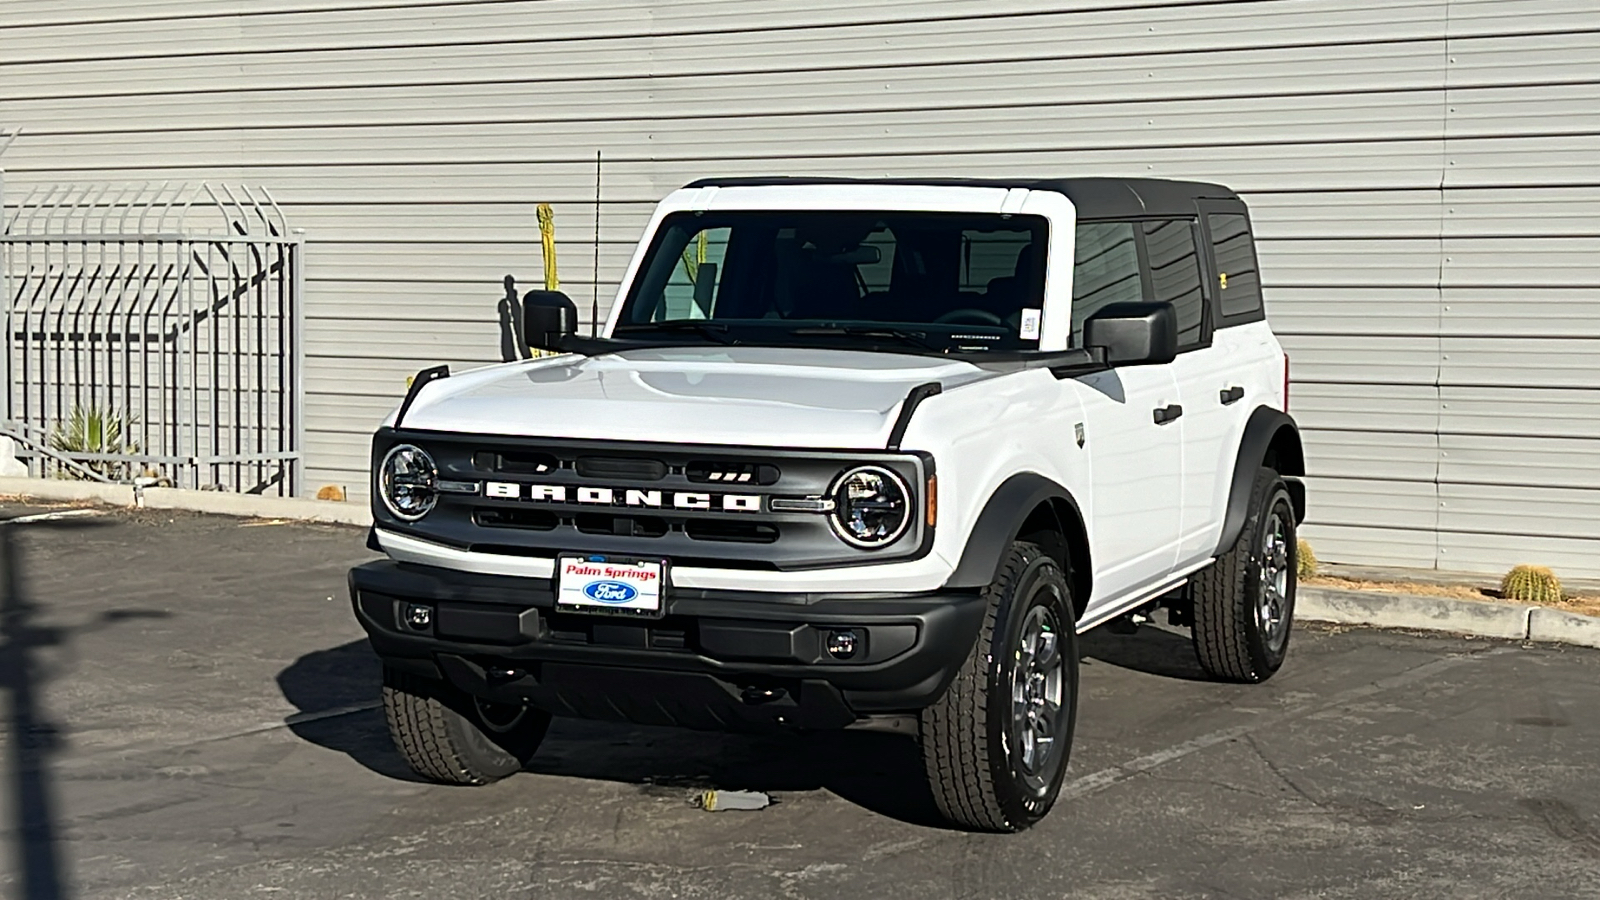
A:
[349,176,1305,832]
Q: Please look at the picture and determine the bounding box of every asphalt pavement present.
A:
[0,505,1596,899]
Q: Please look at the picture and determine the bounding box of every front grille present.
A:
[374,430,932,570]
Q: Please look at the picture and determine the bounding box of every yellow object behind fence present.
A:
[537,203,559,292]
[680,230,707,285]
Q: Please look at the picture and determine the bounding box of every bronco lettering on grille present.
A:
[484,482,763,513]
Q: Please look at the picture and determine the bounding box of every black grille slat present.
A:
[575,456,668,481]
[473,508,559,531]
[476,450,559,475]
[685,520,780,544]
[685,460,781,485]
[574,514,670,538]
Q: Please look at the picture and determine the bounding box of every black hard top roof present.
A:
[680,176,1241,219]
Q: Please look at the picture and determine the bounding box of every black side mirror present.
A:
[521,290,578,350]
[1084,301,1178,367]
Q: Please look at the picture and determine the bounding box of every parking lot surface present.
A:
[0,506,1596,899]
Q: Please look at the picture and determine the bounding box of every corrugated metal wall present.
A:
[2,0,1597,575]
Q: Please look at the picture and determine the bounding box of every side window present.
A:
[1141,219,1205,347]
[659,227,731,319]
[1208,212,1262,319]
[1070,221,1142,346]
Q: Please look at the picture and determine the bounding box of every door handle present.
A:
[1153,404,1184,425]
[1220,386,1245,405]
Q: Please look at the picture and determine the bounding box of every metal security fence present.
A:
[0,182,303,495]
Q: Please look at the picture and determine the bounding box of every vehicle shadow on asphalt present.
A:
[278,627,1218,828]
[275,640,424,782]
[277,638,948,825]
[1079,623,1211,681]
[528,718,947,827]
[0,513,171,900]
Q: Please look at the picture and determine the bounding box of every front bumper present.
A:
[349,560,986,731]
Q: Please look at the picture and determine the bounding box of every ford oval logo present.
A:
[583,581,638,604]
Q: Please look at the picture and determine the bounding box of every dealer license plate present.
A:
[555,554,666,617]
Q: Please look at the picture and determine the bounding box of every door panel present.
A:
[1171,328,1266,566]
[1075,364,1184,619]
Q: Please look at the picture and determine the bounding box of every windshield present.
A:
[614,210,1048,353]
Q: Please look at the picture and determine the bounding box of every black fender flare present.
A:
[1215,405,1306,556]
[943,473,1088,598]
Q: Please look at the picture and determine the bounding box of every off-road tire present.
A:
[919,541,1079,832]
[1191,466,1297,683]
[383,666,551,785]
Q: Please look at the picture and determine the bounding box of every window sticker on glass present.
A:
[1019,308,1042,340]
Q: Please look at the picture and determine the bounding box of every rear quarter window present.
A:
[1208,212,1263,319]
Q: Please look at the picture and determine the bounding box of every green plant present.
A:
[1500,564,1563,605]
[1296,539,1317,579]
[48,405,139,480]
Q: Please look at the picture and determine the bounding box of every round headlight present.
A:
[829,466,911,548]
[380,444,438,521]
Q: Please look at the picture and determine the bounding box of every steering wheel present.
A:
[933,308,1006,327]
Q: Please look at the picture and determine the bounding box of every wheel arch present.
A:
[943,473,1092,619]
[1215,406,1306,557]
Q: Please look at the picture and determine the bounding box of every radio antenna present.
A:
[591,150,602,336]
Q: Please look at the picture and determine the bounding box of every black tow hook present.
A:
[740,685,787,706]
[486,666,527,686]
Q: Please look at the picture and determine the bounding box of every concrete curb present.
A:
[0,477,137,507]
[1299,586,1600,649]
[141,487,371,526]
[0,476,370,527]
[1297,587,1532,639]
[1528,607,1600,650]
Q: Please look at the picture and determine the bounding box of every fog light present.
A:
[825,629,859,660]
[403,604,433,630]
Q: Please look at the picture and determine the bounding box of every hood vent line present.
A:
[887,381,942,451]
[394,365,450,428]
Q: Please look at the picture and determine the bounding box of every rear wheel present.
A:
[382,666,551,785]
[1191,467,1297,683]
[919,541,1079,832]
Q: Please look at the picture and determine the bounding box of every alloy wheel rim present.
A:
[1257,508,1292,653]
[1010,598,1066,794]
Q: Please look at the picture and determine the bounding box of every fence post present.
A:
[291,227,306,498]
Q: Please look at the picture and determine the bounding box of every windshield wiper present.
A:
[786,325,943,352]
[613,321,735,345]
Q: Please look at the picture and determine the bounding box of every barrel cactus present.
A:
[1296,539,1317,579]
[1500,565,1563,605]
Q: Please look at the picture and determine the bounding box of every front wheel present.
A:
[383,666,552,785]
[919,541,1079,832]
[1191,467,1297,683]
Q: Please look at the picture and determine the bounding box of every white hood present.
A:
[390,346,1002,448]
